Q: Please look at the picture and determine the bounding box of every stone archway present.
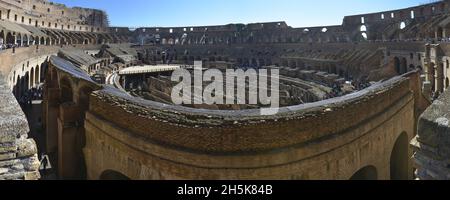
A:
[23,35,28,46]
[0,30,5,44]
[350,166,378,180]
[30,67,34,88]
[23,72,29,95]
[100,170,130,180]
[390,132,409,180]
[41,61,48,83]
[394,57,401,74]
[34,36,39,45]
[400,58,407,74]
[6,32,14,44]
[17,33,21,46]
[35,65,40,85]
[15,75,21,98]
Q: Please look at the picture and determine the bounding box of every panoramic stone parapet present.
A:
[412,89,450,180]
[0,74,40,180]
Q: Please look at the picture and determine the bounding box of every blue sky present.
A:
[51,0,429,28]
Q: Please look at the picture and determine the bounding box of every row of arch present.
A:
[134,18,441,45]
[393,56,421,75]
[95,132,410,180]
[355,17,450,42]
[281,59,349,79]
[138,32,353,45]
[0,29,115,47]
[12,60,48,100]
[143,52,275,68]
[350,132,409,180]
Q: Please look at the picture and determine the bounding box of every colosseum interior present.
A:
[0,0,449,180]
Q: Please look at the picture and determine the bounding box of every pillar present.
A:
[436,62,445,93]
[57,103,83,179]
[424,44,431,82]
[45,88,61,163]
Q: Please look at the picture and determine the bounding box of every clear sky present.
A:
[51,0,431,28]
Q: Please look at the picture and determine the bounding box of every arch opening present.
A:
[360,25,367,32]
[390,132,409,180]
[400,22,406,30]
[100,170,130,180]
[350,166,378,180]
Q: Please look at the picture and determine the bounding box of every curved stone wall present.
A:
[81,72,420,180]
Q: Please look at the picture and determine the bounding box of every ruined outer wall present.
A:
[112,1,450,44]
[343,1,446,26]
[83,75,418,180]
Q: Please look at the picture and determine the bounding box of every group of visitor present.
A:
[326,83,345,99]
[18,87,43,107]
[351,77,371,91]
[431,91,441,101]
[0,43,17,51]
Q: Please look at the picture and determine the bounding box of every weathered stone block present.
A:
[22,155,40,172]
[414,89,450,180]
[11,164,24,171]
[17,139,38,158]
[0,160,18,168]
[0,132,16,144]
[0,142,17,153]
[0,172,24,180]
[0,153,16,161]
[24,171,41,180]
[0,168,8,175]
